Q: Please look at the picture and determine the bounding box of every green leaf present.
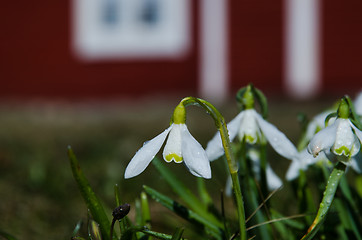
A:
[356,175,362,198]
[142,229,187,240]
[270,209,304,230]
[171,228,185,240]
[334,199,362,240]
[143,185,224,239]
[269,209,297,240]
[197,178,212,205]
[301,162,346,240]
[152,158,222,227]
[67,146,113,240]
[88,219,102,240]
[141,192,151,229]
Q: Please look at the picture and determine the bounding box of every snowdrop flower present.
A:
[206,108,298,161]
[124,103,211,179]
[307,98,362,159]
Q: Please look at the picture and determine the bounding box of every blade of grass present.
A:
[171,228,185,240]
[143,185,224,239]
[301,162,346,240]
[142,229,187,240]
[67,146,113,240]
[152,158,222,227]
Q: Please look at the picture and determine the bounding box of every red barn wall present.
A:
[322,0,362,94]
[0,1,198,99]
[1,1,361,100]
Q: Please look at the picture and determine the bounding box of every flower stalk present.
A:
[180,97,246,240]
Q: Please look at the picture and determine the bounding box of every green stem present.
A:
[301,161,346,240]
[259,141,268,201]
[180,97,246,240]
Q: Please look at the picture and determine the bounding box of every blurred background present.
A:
[1,0,362,239]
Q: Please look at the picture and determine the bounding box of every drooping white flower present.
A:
[124,123,211,179]
[307,118,362,158]
[206,109,298,161]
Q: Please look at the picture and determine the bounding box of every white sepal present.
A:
[124,126,171,178]
[255,112,298,160]
[350,156,362,173]
[181,125,212,179]
[351,123,362,144]
[308,121,338,157]
[205,132,224,161]
[205,112,243,161]
[266,164,283,190]
[286,160,302,181]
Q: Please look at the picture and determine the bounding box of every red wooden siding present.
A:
[0,1,198,99]
[322,0,362,94]
[229,0,284,96]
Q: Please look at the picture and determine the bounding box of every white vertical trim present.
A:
[199,0,228,103]
[284,0,321,99]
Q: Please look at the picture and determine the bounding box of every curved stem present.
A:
[180,97,246,240]
[301,161,346,240]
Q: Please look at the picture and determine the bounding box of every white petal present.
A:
[255,112,298,160]
[285,160,302,181]
[351,123,362,145]
[224,176,233,196]
[181,125,212,178]
[205,132,224,161]
[266,164,283,190]
[124,126,171,178]
[354,90,362,116]
[305,110,333,141]
[333,119,360,157]
[304,121,319,143]
[205,112,243,161]
[350,121,362,157]
[350,156,362,173]
[163,124,183,163]
[228,111,245,141]
[238,110,260,143]
[308,121,338,157]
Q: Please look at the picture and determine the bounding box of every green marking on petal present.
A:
[165,154,183,163]
[334,146,351,157]
[245,135,256,144]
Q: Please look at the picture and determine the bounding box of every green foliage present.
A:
[2,85,362,240]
